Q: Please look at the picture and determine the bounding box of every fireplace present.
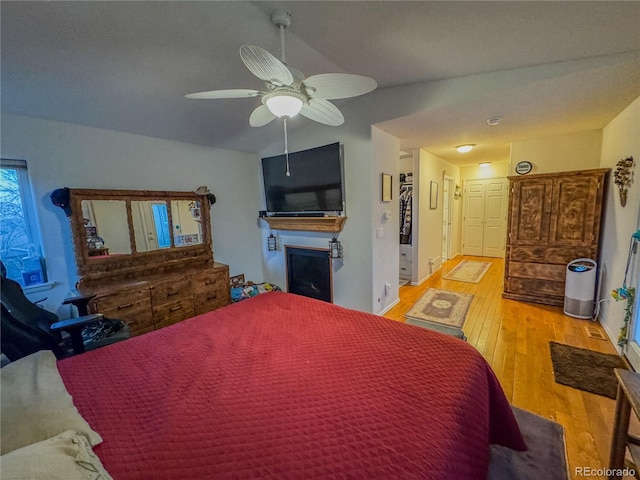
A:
[285,246,333,303]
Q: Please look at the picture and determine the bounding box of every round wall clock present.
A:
[515,161,533,175]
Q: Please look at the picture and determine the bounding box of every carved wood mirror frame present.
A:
[68,189,213,288]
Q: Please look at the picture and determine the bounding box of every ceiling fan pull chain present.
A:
[283,117,291,176]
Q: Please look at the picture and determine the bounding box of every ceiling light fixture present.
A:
[479,162,491,168]
[455,144,475,153]
[486,116,502,126]
[263,91,305,118]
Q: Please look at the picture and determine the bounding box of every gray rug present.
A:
[488,406,568,480]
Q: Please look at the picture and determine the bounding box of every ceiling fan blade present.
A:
[185,89,260,99]
[303,73,377,100]
[240,45,294,86]
[249,105,276,127]
[300,98,344,126]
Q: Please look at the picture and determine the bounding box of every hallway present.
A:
[385,255,622,479]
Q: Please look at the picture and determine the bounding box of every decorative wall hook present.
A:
[613,156,634,207]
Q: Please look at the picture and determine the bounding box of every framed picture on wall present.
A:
[382,173,392,202]
[430,181,438,209]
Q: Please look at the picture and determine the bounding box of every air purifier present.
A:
[564,258,597,319]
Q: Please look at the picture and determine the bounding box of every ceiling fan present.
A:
[185,11,377,136]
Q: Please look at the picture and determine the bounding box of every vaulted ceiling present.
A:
[2,1,639,165]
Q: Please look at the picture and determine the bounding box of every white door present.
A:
[462,180,485,256]
[462,178,508,258]
[482,179,509,257]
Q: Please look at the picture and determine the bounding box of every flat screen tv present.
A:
[262,142,344,214]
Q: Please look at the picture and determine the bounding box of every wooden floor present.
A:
[384,255,623,480]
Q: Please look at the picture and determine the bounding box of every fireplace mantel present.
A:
[260,216,347,233]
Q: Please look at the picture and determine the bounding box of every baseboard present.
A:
[378,297,400,315]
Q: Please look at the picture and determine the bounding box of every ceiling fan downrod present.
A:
[271,11,291,64]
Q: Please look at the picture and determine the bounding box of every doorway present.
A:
[462,178,508,257]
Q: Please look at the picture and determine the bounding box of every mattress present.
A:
[58,291,525,479]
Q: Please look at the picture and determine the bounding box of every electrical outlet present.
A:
[376,227,384,238]
[385,282,392,296]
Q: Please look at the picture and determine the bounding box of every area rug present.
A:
[443,260,491,283]
[488,406,568,480]
[549,341,627,399]
[404,288,473,338]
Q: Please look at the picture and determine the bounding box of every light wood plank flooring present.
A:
[384,255,623,480]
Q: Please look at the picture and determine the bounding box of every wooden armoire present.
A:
[502,168,609,306]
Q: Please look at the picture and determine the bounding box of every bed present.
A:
[53,291,525,479]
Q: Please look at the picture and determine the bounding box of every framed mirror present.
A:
[132,200,171,252]
[66,189,213,286]
[171,200,203,247]
[81,199,131,257]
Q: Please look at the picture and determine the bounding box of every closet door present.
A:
[482,179,509,257]
[462,180,485,256]
[462,178,508,257]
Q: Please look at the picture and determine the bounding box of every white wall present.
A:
[509,130,602,175]
[1,114,263,317]
[413,149,460,284]
[258,119,376,312]
[596,97,640,347]
[371,127,400,313]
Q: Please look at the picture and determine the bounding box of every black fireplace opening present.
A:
[286,246,332,303]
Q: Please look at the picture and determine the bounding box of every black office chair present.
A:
[0,265,130,361]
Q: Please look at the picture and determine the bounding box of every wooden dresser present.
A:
[64,188,232,337]
[87,263,230,337]
[502,168,608,306]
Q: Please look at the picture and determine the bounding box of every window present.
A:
[0,159,47,287]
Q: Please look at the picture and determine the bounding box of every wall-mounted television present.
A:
[261,142,344,215]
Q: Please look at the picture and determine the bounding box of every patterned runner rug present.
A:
[404,288,474,338]
[443,260,491,283]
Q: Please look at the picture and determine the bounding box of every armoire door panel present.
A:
[509,179,552,245]
[548,177,598,247]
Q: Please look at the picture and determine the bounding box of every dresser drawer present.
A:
[92,289,154,337]
[193,290,228,316]
[153,297,195,329]
[506,276,565,297]
[150,277,191,305]
[192,270,228,294]
[507,262,565,281]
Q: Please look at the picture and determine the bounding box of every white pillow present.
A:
[0,350,102,455]
[0,430,113,480]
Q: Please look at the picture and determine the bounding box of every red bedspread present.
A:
[58,291,525,479]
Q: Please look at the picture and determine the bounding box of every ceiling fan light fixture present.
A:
[264,91,305,118]
[455,144,475,153]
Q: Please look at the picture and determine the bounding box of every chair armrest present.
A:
[50,313,104,332]
[63,293,97,316]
